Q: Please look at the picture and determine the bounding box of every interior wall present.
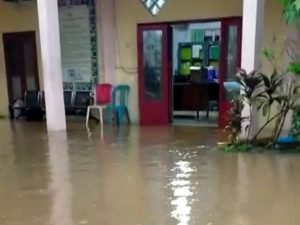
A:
[172,22,221,75]
[0,1,41,116]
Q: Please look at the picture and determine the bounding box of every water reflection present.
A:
[170,161,194,225]
[1,122,300,225]
[48,132,74,225]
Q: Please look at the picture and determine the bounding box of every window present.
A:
[142,30,163,99]
[140,0,166,16]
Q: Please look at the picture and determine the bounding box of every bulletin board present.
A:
[58,0,98,91]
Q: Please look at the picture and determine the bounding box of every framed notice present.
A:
[59,0,98,91]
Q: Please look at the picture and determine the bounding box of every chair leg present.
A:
[117,108,123,126]
[206,102,210,118]
[86,107,91,126]
[105,106,113,124]
[99,107,104,126]
[125,108,131,124]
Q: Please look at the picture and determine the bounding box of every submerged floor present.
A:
[0,120,300,225]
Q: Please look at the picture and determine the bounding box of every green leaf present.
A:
[263,48,276,61]
[262,103,269,117]
[283,2,300,24]
[294,0,300,10]
[288,61,300,75]
[257,102,265,111]
[260,73,271,88]
[270,70,279,83]
[293,85,300,94]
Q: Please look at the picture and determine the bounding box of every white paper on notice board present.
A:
[192,45,202,58]
[59,5,92,83]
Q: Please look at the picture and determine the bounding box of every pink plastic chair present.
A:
[86,83,112,126]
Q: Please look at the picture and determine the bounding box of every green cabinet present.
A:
[177,41,219,76]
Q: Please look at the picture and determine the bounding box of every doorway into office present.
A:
[171,21,221,127]
[138,17,242,128]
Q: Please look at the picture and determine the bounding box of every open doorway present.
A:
[171,21,221,127]
[3,31,40,105]
[138,18,242,128]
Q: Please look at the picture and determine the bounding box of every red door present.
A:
[138,24,170,125]
[218,18,242,128]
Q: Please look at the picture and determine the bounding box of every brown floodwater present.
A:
[1,119,300,225]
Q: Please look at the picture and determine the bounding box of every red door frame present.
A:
[137,16,242,127]
[218,18,242,128]
[137,24,170,125]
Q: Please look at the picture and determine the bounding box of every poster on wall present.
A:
[58,0,98,92]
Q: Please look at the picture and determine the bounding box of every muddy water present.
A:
[1,120,300,225]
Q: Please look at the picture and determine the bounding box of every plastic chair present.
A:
[106,85,130,125]
[39,91,45,110]
[74,91,90,115]
[24,90,40,107]
[23,90,44,121]
[86,83,112,126]
[64,91,74,114]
